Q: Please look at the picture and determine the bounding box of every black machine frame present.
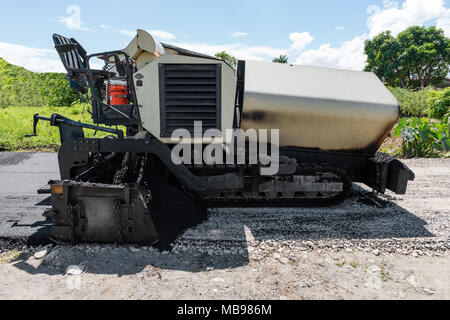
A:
[53,134,414,196]
[84,50,141,127]
[28,35,415,199]
[30,34,415,198]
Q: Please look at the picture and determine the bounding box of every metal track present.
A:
[198,164,352,208]
[77,152,352,209]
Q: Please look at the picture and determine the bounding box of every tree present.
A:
[215,51,237,69]
[272,55,289,64]
[364,26,450,89]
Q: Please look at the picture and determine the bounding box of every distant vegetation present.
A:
[272,55,289,64]
[364,26,450,89]
[429,87,450,120]
[389,87,442,118]
[387,87,449,158]
[0,42,448,157]
[0,58,111,151]
[394,117,449,158]
[215,51,290,66]
[215,51,237,69]
[0,58,79,108]
[0,104,113,151]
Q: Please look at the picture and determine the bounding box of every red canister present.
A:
[106,80,128,105]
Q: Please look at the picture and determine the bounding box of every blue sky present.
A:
[0,0,448,72]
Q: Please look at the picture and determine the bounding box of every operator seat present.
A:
[52,34,112,78]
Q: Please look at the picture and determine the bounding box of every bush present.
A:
[428,87,450,119]
[394,117,449,158]
[0,57,79,108]
[0,58,46,108]
[389,86,450,119]
[37,73,79,107]
[389,87,435,117]
[444,110,450,123]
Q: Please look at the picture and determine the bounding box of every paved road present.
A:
[0,153,448,253]
[0,153,59,242]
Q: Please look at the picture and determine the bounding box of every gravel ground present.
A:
[0,157,448,300]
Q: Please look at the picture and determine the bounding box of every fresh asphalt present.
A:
[1,152,448,254]
[0,153,59,242]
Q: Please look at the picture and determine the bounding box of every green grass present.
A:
[337,261,346,267]
[0,104,115,151]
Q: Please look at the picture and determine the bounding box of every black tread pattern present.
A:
[198,164,352,208]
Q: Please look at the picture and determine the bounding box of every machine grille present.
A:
[159,63,222,137]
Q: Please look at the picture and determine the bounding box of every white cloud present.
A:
[367,0,446,37]
[119,29,176,41]
[0,42,64,73]
[289,32,314,51]
[118,29,310,61]
[164,31,308,62]
[294,0,450,71]
[170,42,287,61]
[119,29,135,37]
[58,5,92,32]
[437,9,450,36]
[12,0,447,74]
[0,42,104,73]
[117,29,308,61]
[150,30,176,41]
[382,0,400,10]
[296,36,367,71]
[230,32,249,38]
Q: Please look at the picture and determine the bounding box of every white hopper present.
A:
[241,61,399,153]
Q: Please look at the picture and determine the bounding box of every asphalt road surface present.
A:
[0,153,449,253]
[0,153,59,242]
